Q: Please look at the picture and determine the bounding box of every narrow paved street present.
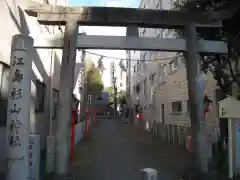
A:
[72,119,191,180]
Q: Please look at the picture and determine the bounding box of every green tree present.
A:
[85,61,104,96]
[172,0,240,95]
[106,87,114,106]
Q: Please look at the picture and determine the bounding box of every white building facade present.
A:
[134,0,180,126]
[128,0,219,137]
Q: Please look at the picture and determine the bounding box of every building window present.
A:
[0,63,10,126]
[136,83,140,93]
[156,1,160,9]
[152,92,156,106]
[171,101,182,113]
[163,65,168,76]
[157,31,162,38]
[35,80,46,112]
[52,88,59,120]
[169,58,179,72]
[142,28,146,36]
[143,78,147,94]
[149,73,156,85]
[186,100,190,112]
[137,60,140,71]
[88,95,92,104]
[143,52,147,62]
[161,104,165,123]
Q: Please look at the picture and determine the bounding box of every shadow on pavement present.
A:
[72,119,192,180]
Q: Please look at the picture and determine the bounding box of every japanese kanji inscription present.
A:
[8,52,25,148]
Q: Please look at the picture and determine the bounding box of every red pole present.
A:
[85,108,89,136]
[92,111,94,122]
[70,110,75,163]
[204,109,207,120]
[94,110,96,123]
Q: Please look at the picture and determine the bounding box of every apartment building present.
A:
[126,50,140,106]
[0,0,83,174]
[129,0,219,133]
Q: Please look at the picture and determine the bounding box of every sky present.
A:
[70,0,140,88]
[69,0,139,8]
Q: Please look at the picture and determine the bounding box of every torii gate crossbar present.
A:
[34,34,228,54]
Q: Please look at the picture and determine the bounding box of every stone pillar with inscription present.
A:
[6,34,33,180]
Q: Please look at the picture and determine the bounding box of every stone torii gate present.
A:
[6,2,232,180]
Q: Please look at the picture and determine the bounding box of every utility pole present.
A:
[111,62,117,119]
[126,26,138,122]
[80,50,86,122]
[185,23,209,179]
[6,34,33,180]
[84,72,89,136]
[55,20,78,178]
[114,82,117,120]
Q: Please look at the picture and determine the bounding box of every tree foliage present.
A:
[172,0,240,95]
[106,87,114,105]
[119,60,126,71]
[85,61,104,96]
[97,57,105,73]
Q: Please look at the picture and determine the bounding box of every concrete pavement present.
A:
[72,119,191,180]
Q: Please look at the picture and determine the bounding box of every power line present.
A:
[83,50,182,62]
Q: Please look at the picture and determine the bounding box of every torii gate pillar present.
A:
[55,20,78,178]
[185,23,209,178]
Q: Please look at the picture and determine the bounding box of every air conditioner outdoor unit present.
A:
[141,168,157,180]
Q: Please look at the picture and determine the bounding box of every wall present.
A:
[0,0,84,174]
[157,60,189,125]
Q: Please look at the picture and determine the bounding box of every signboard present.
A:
[46,136,55,173]
[29,134,40,180]
[218,96,240,118]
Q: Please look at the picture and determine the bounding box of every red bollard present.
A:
[85,108,89,136]
[187,136,192,152]
[70,109,78,163]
